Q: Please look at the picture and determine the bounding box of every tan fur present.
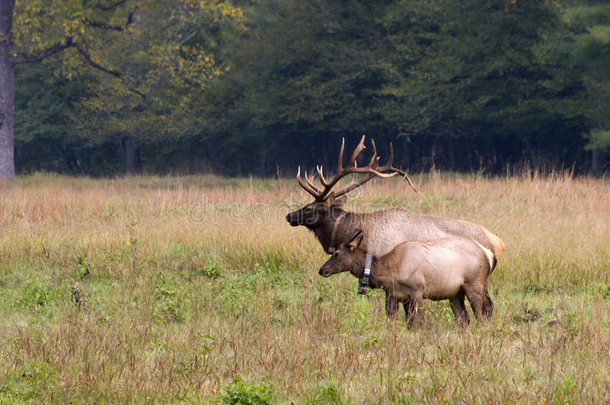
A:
[319,235,494,327]
[323,208,503,262]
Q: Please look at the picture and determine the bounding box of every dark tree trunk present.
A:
[124,134,142,175]
[0,0,15,178]
[591,148,607,175]
[448,136,455,171]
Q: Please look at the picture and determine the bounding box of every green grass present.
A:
[0,173,608,403]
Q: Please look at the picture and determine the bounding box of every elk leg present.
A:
[449,291,470,327]
[402,297,412,323]
[464,285,484,320]
[482,289,494,319]
[405,293,423,329]
[385,290,399,319]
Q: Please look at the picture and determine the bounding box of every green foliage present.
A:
[201,255,223,279]
[220,376,273,405]
[152,271,184,323]
[587,130,610,151]
[553,375,578,405]
[20,277,50,310]
[308,380,344,405]
[558,1,610,152]
[9,0,609,175]
[0,361,57,402]
[75,256,91,279]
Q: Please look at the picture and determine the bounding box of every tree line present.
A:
[2,0,609,178]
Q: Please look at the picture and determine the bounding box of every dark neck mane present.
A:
[312,209,361,253]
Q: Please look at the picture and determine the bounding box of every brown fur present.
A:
[318,231,494,327]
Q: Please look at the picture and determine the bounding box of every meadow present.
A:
[0,172,608,404]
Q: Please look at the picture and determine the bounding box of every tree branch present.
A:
[83,18,125,31]
[84,6,136,31]
[11,37,74,64]
[91,0,128,11]
[73,42,146,99]
[13,36,145,100]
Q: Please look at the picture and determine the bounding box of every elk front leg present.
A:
[402,297,413,323]
[405,293,423,329]
[385,290,399,319]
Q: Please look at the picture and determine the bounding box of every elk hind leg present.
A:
[449,291,470,327]
[464,284,485,321]
[482,289,494,319]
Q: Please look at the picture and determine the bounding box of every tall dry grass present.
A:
[0,172,608,403]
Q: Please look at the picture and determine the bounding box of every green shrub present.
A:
[75,256,91,279]
[308,380,343,405]
[20,277,50,309]
[153,271,184,322]
[220,376,273,405]
[201,255,223,278]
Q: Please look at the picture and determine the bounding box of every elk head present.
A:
[285,135,417,229]
[318,229,365,277]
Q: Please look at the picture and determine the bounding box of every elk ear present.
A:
[324,193,346,210]
[333,195,347,208]
[348,228,364,250]
[324,192,335,209]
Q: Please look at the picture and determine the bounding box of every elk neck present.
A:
[349,254,393,290]
[313,209,363,254]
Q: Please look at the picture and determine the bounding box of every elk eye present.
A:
[333,252,339,258]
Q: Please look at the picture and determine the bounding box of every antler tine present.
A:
[296,166,322,198]
[346,135,366,168]
[304,170,322,194]
[391,167,419,192]
[317,136,367,201]
[376,142,418,192]
[336,138,345,174]
[387,142,394,167]
[316,165,330,187]
[333,172,376,198]
[368,139,379,169]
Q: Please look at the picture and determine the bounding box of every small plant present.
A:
[75,256,91,279]
[513,303,541,323]
[153,272,184,323]
[598,282,610,300]
[69,282,86,309]
[201,255,223,278]
[20,277,50,310]
[308,380,343,405]
[220,376,273,405]
[553,375,577,405]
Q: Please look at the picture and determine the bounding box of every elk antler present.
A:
[296,136,418,201]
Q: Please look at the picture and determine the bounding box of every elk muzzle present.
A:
[285,210,302,226]
[318,265,332,278]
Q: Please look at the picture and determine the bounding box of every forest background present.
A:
[2,0,609,177]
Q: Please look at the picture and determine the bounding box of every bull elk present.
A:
[318,229,495,327]
[285,136,504,318]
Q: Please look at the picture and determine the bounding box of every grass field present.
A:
[0,172,608,404]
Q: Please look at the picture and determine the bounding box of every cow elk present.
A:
[286,136,504,318]
[318,229,495,327]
